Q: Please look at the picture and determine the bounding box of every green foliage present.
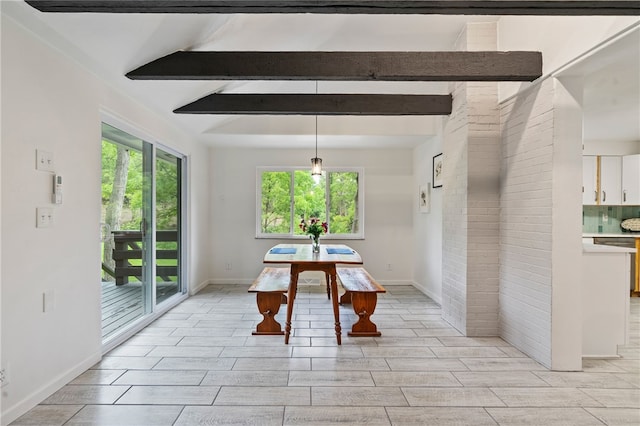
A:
[102,140,179,231]
[260,169,359,235]
[155,156,179,230]
[261,171,291,233]
[329,172,358,234]
[293,171,325,235]
[101,140,117,201]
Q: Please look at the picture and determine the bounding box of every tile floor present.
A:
[11,284,640,425]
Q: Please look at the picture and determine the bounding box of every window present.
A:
[257,167,364,239]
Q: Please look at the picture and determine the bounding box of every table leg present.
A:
[285,266,299,344]
[329,268,342,345]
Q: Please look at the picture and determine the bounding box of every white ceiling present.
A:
[4,1,639,149]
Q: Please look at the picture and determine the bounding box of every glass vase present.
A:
[311,235,320,253]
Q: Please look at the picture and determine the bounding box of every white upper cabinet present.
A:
[622,154,640,205]
[583,156,598,205]
[599,156,622,205]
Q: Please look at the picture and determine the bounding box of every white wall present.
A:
[496,15,637,371]
[208,147,414,286]
[550,77,584,371]
[412,138,443,304]
[0,15,210,424]
[500,79,555,368]
[498,16,640,101]
[499,76,583,370]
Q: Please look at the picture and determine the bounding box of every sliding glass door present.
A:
[155,148,183,305]
[100,122,185,342]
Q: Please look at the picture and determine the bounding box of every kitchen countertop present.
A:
[583,233,640,238]
[582,238,636,253]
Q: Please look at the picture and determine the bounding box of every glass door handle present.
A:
[140,218,147,237]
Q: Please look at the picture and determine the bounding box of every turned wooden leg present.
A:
[252,292,285,335]
[348,292,381,337]
[325,272,331,299]
[285,267,299,344]
[329,270,342,345]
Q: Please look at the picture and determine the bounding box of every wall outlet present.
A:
[36,207,53,228]
[386,263,393,271]
[36,149,55,172]
[225,262,232,271]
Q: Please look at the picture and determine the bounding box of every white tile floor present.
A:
[11,284,640,425]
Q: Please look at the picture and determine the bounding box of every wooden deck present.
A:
[101,281,179,339]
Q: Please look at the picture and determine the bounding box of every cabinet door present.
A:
[622,154,640,205]
[600,156,622,205]
[583,156,598,205]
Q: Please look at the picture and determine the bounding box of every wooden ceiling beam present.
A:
[127,51,542,82]
[173,94,453,115]
[25,1,640,16]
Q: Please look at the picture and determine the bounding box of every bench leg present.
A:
[252,292,285,335]
[339,290,352,305]
[348,292,381,337]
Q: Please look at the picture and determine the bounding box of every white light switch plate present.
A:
[36,149,55,172]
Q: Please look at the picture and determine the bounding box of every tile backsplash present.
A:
[583,205,640,234]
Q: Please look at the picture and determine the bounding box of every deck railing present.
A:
[105,230,178,285]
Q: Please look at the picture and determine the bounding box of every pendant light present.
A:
[311,81,322,179]
[311,115,322,177]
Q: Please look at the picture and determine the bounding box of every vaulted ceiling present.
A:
[5,1,639,149]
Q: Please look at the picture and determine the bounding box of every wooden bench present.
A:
[337,267,386,337]
[248,267,290,335]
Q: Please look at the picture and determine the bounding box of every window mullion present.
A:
[325,172,331,237]
[290,171,295,236]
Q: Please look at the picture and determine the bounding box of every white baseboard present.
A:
[190,279,213,295]
[377,280,417,286]
[410,281,442,305]
[1,351,101,426]
[209,279,254,285]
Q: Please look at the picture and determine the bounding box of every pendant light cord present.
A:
[315,80,318,157]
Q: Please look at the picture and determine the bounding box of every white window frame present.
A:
[256,166,365,239]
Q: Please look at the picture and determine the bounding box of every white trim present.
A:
[410,281,442,306]
[191,279,213,295]
[210,279,255,286]
[1,351,101,426]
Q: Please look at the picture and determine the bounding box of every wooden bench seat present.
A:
[337,267,386,337]
[248,267,290,335]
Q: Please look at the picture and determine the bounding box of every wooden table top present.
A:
[263,243,363,265]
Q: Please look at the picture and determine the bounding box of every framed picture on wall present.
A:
[419,184,430,213]
[432,153,443,188]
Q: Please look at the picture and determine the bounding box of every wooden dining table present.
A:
[263,243,363,345]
